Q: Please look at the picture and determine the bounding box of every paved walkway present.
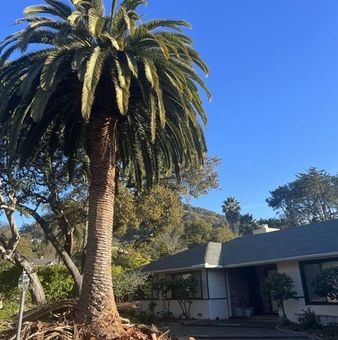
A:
[160,320,310,340]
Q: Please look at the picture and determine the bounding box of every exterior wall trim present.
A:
[147,264,205,274]
[224,252,338,269]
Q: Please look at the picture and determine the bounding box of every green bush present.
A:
[0,301,19,320]
[38,264,75,300]
[112,265,148,303]
[0,263,33,320]
[0,263,21,301]
[262,272,298,320]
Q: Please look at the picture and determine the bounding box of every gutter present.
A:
[223,251,338,268]
[145,251,338,273]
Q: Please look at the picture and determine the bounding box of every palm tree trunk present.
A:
[76,114,122,336]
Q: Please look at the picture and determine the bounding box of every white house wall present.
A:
[138,269,230,320]
[207,269,226,298]
[206,269,229,319]
[277,261,338,324]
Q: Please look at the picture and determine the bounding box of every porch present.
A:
[227,264,278,318]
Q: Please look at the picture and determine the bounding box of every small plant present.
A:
[262,272,298,321]
[298,308,322,331]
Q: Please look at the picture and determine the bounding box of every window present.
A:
[171,271,202,299]
[300,258,338,304]
[137,275,160,300]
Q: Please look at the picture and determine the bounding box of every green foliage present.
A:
[267,168,338,226]
[0,0,209,190]
[0,301,20,320]
[183,204,234,245]
[0,263,21,301]
[222,197,241,232]
[0,263,32,320]
[179,156,220,198]
[262,272,298,320]
[114,248,151,269]
[112,267,148,303]
[37,265,74,300]
[154,275,197,319]
[137,185,183,236]
[184,219,212,247]
[237,214,258,236]
[312,267,338,300]
[114,184,139,236]
[16,238,35,260]
[183,204,227,226]
[256,217,288,230]
[212,224,236,242]
[297,308,322,330]
[0,227,35,260]
[21,223,54,258]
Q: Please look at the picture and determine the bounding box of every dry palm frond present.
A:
[0,300,177,340]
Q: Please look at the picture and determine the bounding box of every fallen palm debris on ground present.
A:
[0,300,177,340]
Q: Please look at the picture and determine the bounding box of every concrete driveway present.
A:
[160,321,311,340]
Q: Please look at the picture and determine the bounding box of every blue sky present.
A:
[2,1,338,219]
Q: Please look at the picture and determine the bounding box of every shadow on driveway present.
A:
[159,320,310,340]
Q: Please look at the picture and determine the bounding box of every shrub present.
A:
[112,266,148,303]
[262,272,298,320]
[37,264,75,300]
[298,308,322,330]
[0,263,32,320]
[0,263,21,301]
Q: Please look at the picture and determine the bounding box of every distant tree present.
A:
[178,156,220,198]
[184,218,212,247]
[267,168,338,226]
[132,185,183,242]
[222,197,241,232]
[212,224,236,242]
[113,184,140,236]
[237,214,258,236]
[150,228,186,258]
[256,217,288,230]
[312,267,338,301]
[262,273,298,320]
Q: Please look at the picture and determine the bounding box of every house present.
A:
[140,220,338,323]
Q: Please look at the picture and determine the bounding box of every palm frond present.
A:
[81,46,105,120]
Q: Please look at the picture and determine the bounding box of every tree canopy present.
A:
[267,168,338,226]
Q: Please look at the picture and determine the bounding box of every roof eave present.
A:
[224,251,338,268]
[144,264,207,274]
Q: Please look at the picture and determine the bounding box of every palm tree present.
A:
[222,197,241,232]
[0,0,210,335]
[238,213,257,236]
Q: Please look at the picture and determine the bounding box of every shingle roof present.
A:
[143,219,338,272]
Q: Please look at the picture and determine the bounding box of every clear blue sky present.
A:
[2,1,338,219]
